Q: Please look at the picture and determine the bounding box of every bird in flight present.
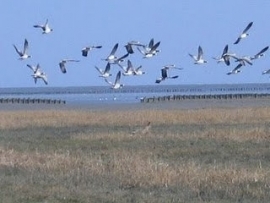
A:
[59,59,80,73]
[33,19,53,34]
[234,22,253,44]
[81,45,102,57]
[13,39,31,60]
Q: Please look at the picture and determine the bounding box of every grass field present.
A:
[0,107,270,202]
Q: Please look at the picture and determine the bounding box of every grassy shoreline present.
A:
[1,107,270,202]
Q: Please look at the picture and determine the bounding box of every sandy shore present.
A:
[0,98,270,111]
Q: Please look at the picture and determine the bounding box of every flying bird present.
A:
[212,45,234,66]
[262,69,270,75]
[104,71,124,89]
[155,67,179,83]
[251,46,269,60]
[59,59,80,73]
[95,63,111,78]
[28,64,48,85]
[33,19,53,34]
[13,39,31,60]
[227,63,243,75]
[124,41,145,54]
[234,22,253,44]
[137,41,161,58]
[189,46,207,64]
[103,43,129,64]
[81,45,102,57]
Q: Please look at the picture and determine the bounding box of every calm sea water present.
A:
[1,83,270,105]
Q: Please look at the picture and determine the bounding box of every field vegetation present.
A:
[0,107,270,202]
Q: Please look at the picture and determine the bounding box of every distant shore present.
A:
[1,97,270,111]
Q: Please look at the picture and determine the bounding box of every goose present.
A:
[230,55,253,66]
[155,67,179,83]
[262,69,270,75]
[251,46,269,60]
[103,43,129,64]
[189,46,207,64]
[104,71,123,89]
[137,41,161,58]
[118,60,135,76]
[133,66,145,76]
[13,39,31,60]
[227,63,243,75]
[59,59,80,73]
[125,41,144,54]
[212,45,233,66]
[234,22,253,44]
[28,64,48,85]
[95,63,111,78]
[33,19,53,34]
[81,45,102,57]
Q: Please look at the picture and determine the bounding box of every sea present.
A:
[1,83,270,106]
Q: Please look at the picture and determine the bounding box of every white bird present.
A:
[137,41,161,58]
[105,71,124,89]
[262,69,270,75]
[95,63,111,78]
[33,19,53,34]
[227,63,243,75]
[155,67,179,83]
[125,41,145,54]
[118,60,135,76]
[189,46,207,64]
[28,64,48,85]
[231,55,253,66]
[212,45,233,66]
[13,39,31,60]
[133,66,145,76]
[81,45,102,57]
[251,46,269,60]
[234,22,253,44]
[103,43,129,64]
[59,59,80,73]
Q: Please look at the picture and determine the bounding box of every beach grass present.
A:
[0,107,270,202]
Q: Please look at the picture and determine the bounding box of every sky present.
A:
[1,1,270,88]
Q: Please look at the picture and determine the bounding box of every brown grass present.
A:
[0,107,270,202]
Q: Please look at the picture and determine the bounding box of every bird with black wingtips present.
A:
[251,46,269,60]
[104,71,124,89]
[234,22,253,44]
[155,67,179,84]
[103,43,129,64]
[189,46,207,64]
[137,41,161,58]
[13,39,31,60]
[81,45,102,57]
[95,62,112,78]
[28,63,48,85]
[33,19,53,34]
[59,59,80,73]
[124,41,144,54]
[227,63,243,75]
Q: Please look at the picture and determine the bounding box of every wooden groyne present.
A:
[140,93,270,103]
[0,98,66,104]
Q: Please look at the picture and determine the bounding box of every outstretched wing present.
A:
[242,22,253,34]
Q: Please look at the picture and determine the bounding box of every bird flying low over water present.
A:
[251,46,269,60]
[212,45,235,66]
[81,45,102,57]
[227,63,243,75]
[118,60,135,76]
[103,43,129,64]
[155,67,179,84]
[13,39,31,60]
[234,22,253,44]
[189,46,207,64]
[33,19,53,34]
[27,64,48,85]
[104,71,124,89]
[59,59,80,73]
[95,62,111,78]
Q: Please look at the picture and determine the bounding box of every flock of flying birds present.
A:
[12,20,270,88]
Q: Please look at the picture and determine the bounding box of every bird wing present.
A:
[104,63,111,73]
[242,22,253,34]
[198,46,203,59]
[110,43,118,55]
[115,71,121,85]
[255,46,269,57]
[59,62,66,73]
[23,39,29,54]
[233,37,241,45]
[222,45,229,56]
[13,44,22,56]
[95,66,103,75]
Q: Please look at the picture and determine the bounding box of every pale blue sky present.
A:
[1,1,270,87]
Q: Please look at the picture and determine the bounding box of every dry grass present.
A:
[0,107,270,202]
